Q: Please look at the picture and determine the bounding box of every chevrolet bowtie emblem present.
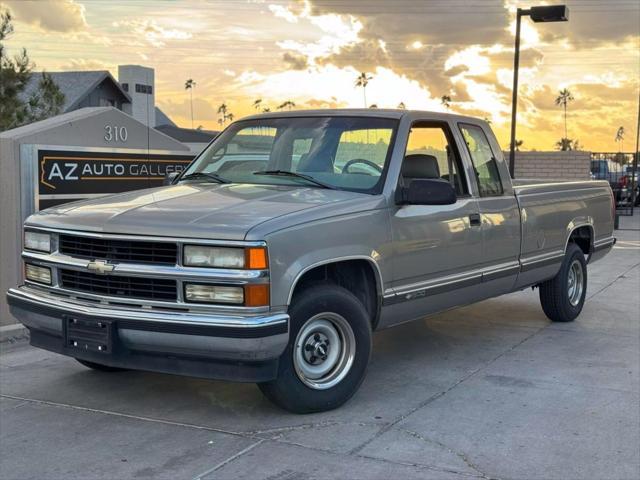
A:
[86,259,115,275]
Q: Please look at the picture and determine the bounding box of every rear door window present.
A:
[459,123,503,196]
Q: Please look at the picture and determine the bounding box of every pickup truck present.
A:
[7,110,616,413]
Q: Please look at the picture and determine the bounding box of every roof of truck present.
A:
[241,108,488,124]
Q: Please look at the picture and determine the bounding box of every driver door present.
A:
[385,121,484,322]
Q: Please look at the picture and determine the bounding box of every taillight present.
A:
[610,187,616,220]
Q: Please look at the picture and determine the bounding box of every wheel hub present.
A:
[293,313,356,390]
[303,333,330,364]
[567,259,584,307]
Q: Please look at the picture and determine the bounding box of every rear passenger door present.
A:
[458,123,520,291]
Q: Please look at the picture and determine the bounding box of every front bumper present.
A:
[6,286,289,382]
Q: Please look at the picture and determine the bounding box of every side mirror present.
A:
[163,171,180,186]
[399,179,457,205]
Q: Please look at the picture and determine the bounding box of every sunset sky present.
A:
[1,0,639,151]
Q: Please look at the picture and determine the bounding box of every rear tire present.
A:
[258,283,372,413]
[76,359,128,372]
[539,243,587,322]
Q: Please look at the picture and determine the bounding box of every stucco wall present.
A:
[506,151,591,180]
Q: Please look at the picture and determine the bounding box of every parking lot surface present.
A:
[1,221,639,480]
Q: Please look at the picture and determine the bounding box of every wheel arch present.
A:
[287,256,384,329]
[564,221,594,257]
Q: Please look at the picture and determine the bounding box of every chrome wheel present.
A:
[567,259,584,307]
[293,312,356,390]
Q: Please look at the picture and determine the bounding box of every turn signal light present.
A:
[246,247,268,270]
[244,284,269,307]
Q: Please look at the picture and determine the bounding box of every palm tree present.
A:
[369,104,378,109]
[441,95,452,110]
[515,139,523,151]
[217,118,224,128]
[555,137,574,151]
[555,88,574,140]
[262,107,271,113]
[253,98,262,111]
[217,103,228,125]
[185,79,196,128]
[355,72,373,108]
[226,113,234,122]
[615,126,625,152]
[278,100,296,111]
[397,102,406,109]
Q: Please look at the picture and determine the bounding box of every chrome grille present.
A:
[60,269,178,301]
[59,235,178,265]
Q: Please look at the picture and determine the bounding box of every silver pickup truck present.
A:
[7,110,616,413]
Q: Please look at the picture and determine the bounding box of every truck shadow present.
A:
[7,293,550,431]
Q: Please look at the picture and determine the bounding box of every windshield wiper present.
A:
[253,170,336,190]
[180,171,230,184]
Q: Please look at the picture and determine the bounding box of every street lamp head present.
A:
[529,5,569,22]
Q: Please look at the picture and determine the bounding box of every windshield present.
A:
[179,116,398,194]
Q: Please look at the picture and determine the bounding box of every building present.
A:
[118,65,155,126]
[22,65,175,129]
[22,70,130,112]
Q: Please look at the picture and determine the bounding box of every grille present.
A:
[59,235,178,265]
[60,269,177,301]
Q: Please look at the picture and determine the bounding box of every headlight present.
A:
[24,230,51,253]
[183,245,267,269]
[184,284,244,304]
[25,264,52,285]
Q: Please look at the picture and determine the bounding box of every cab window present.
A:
[459,123,503,196]
[403,123,468,196]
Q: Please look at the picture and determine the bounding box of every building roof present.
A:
[21,71,131,112]
[155,107,176,127]
[154,124,219,143]
[1,107,189,152]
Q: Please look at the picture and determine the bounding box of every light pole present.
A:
[509,5,569,178]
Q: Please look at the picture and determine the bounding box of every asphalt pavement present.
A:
[1,218,639,480]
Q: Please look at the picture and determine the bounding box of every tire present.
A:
[539,243,587,322]
[76,359,128,372]
[258,283,372,413]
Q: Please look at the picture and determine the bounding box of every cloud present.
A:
[236,63,443,111]
[282,52,308,70]
[58,58,113,72]
[4,0,87,33]
[157,96,218,125]
[268,4,301,23]
[113,19,192,47]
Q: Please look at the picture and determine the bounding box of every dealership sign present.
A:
[38,149,194,196]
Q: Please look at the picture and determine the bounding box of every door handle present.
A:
[469,213,481,227]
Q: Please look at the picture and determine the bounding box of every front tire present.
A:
[258,283,372,413]
[539,243,587,322]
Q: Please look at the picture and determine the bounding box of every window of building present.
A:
[134,84,153,94]
[459,123,503,196]
[121,83,129,92]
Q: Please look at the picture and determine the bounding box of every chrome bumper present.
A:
[7,286,289,364]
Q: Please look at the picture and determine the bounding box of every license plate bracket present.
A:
[64,316,113,354]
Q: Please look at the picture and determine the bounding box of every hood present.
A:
[27,183,370,240]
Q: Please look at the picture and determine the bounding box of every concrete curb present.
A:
[0,323,29,345]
